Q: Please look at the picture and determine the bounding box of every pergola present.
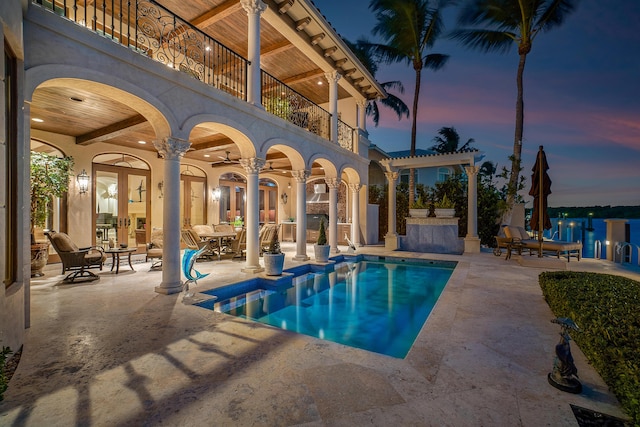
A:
[379,150,484,253]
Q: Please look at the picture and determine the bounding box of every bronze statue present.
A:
[548,317,582,393]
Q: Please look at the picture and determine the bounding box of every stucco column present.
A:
[325,71,341,143]
[240,157,265,272]
[349,183,362,246]
[153,136,191,294]
[385,171,399,250]
[325,177,340,253]
[292,169,310,261]
[464,165,481,253]
[357,99,367,133]
[241,0,266,106]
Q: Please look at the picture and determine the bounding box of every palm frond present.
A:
[423,53,449,70]
[449,28,515,53]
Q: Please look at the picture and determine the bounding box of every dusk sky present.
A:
[317,0,640,208]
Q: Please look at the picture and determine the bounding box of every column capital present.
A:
[239,158,266,174]
[324,70,342,84]
[240,0,267,14]
[153,137,191,160]
[356,99,367,108]
[291,169,311,183]
[325,177,340,189]
[465,165,480,176]
[348,183,362,193]
[384,171,399,183]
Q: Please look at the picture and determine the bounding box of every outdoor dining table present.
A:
[197,231,237,260]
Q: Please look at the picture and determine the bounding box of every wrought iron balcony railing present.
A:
[33,0,355,150]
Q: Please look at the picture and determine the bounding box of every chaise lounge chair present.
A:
[46,231,106,282]
[496,225,582,262]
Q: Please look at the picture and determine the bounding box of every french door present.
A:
[180,174,207,228]
[94,164,151,250]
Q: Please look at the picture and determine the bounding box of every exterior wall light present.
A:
[77,169,89,194]
[212,186,221,202]
[281,192,288,205]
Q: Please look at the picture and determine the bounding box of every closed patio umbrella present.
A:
[529,145,552,257]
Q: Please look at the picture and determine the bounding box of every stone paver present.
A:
[1,244,635,426]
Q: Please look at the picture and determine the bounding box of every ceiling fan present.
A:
[210,151,240,167]
[262,161,289,174]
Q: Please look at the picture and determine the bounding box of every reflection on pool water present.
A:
[196,256,456,358]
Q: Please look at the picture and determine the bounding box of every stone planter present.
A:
[409,208,429,218]
[263,252,285,276]
[314,244,330,263]
[434,208,455,218]
[31,242,49,277]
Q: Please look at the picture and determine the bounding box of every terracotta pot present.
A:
[31,242,50,277]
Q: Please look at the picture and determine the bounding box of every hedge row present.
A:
[539,271,640,425]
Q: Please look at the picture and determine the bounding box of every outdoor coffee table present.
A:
[105,247,136,273]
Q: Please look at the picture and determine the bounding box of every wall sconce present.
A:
[281,192,288,205]
[77,169,89,194]
[212,186,221,202]
[158,181,164,198]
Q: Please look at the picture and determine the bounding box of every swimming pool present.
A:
[196,256,456,358]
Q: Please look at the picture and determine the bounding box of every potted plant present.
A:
[263,227,285,276]
[30,151,74,277]
[314,219,330,263]
[434,194,455,218]
[409,196,429,218]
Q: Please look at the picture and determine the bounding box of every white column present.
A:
[385,171,399,250]
[292,170,310,261]
[241,0,267,106]
[325,71,341,143]
[240,157,266,272]
[325,177,340,253]
[357,99,367,133]
[464,165,481,253]
[153,136,191,295]
[349,183,362,246]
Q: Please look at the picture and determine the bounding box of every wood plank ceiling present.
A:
[30,0,375,175]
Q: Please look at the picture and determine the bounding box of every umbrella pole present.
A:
[538,146,544,257]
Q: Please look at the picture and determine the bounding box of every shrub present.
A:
[316,219,327,246]
[1,346,12,401]
[539,271,640,424]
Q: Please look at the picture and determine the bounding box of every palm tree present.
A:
[345,38,410,127]
[429,126,474,153]
[367,0,450,205]
[450,0,578,211]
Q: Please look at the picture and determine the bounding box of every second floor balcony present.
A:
[32,0,386,154]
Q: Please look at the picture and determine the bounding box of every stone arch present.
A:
[25,68,174,138]
[340,166,361,184]
[308,155,337,178]
[260,140,306,171]
[183,115,257,159]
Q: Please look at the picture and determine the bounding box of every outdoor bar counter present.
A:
[402,217,464,254]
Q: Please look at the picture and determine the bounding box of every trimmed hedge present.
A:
[539,271,640,424]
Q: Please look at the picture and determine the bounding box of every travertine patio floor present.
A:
[1,243,636,426]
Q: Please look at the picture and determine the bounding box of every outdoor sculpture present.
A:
[181,247,210,298]
[548,317,582,393]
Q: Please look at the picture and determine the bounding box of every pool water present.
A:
[197,257,455,358]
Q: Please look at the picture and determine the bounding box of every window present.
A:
[4,43,18,287]
[437,167,451,183]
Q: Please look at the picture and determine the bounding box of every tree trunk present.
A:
[409,67,422,207]
[507,52,527,209]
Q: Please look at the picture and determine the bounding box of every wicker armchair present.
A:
[45,231,105,282]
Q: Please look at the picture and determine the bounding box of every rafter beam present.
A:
[76,114,147,145]
[281,69,324,85]
[261,40,294,58]
[191,0,241,28]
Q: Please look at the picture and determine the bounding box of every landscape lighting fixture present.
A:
[77,169,89,194]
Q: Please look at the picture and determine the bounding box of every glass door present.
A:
[94,161,150,251]
[180,174,207,228]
